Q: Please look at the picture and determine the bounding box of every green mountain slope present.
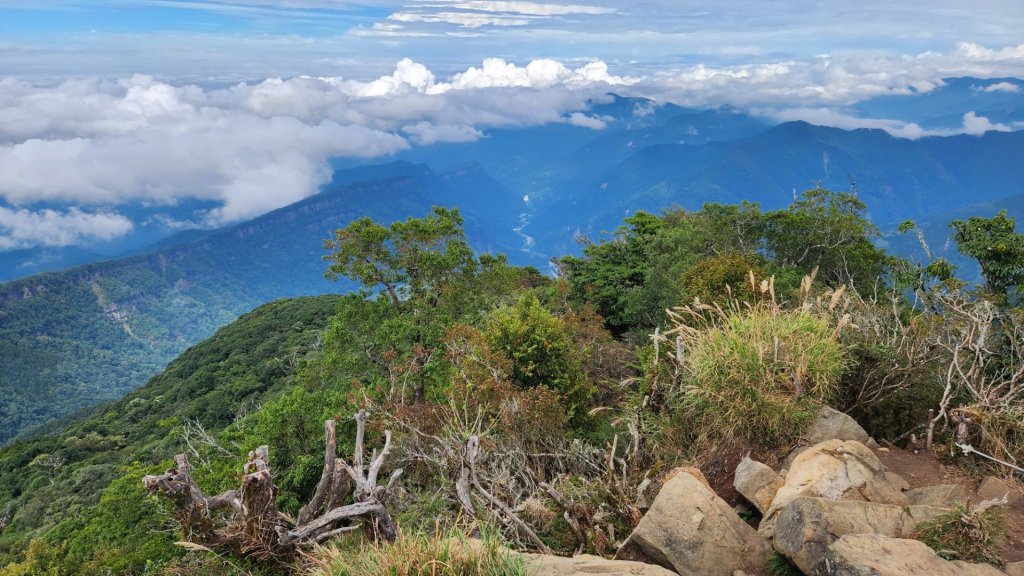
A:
[0,163,522,444]
[0,295,342,569]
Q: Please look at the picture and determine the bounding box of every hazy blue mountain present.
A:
[0,161,522,444]
[527,121,1024,255]
[856,76,1024,129]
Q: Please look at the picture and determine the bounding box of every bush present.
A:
[916,503,1007,564]
[306,528,528,576]
[483,294,592,422]
[667,280,847,448]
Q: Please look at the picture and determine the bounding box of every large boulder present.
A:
[815,534,1007,576]
[616,471,769,576]
[734,456,784,514]
[521,553,678,576]
[783,406,872,468]
[773,497,947,574]
[763,439,908,537]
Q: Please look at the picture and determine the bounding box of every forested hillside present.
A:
[0,162,521,444]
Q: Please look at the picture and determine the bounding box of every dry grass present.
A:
[916,502,1008,565]
[305,527,529,576]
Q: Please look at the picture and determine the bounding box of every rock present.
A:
[452,539,676,576]
[521,553,678,576]
[884,470,910,492]
[784,406,872,467]
[1005,561,1024,576]
[616,471,769,576]
[734,456,784,514]
[906,484,968,508]
[977,476,1022,506]
[762,439,909,537]
[815,534,1007,576]
[772,497,947,574]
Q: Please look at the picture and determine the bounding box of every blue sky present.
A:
[2,1,1022,80]
[1,1,1024,250]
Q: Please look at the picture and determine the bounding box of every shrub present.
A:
[306,528,528,576]
[916,502,1007,564]
[483,294,592,422]
[666,276,847,448]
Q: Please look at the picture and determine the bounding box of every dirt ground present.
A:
[875,443,1024,563]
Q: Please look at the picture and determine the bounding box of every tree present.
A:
[950,210,1024,298]
[764,188,887,289]
[324,207,475,306]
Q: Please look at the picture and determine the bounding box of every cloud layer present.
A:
[1,40,1024,250]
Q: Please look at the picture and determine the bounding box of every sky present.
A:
[2,0,1024,251]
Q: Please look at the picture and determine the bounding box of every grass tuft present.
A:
[916,503,1007,565]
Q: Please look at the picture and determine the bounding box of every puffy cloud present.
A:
[962,111,1012,136]
[566,112,607,130]
[0,206,134,249]
[978,81,1021,93]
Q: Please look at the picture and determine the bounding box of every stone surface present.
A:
[762,439,909,537]
[733,456,784,514]
[884,470,910,492]
[815,534,1007,576]
[977,476,1022,506]
[616,471,769,576]
[1005,561,1024,576]
[906,484,968,508]
[773,497,947,574]
[521,553,678,576]
[784,406,872,467]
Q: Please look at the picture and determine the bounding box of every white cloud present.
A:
[962,111,1012,136]
[402,121,483,144]
[566,112,606,129]
[389,11,532,28]
[0,206,134,249]
[979,81,1021,93]
[436,1,614,16]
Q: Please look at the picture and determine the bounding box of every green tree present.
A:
[324,207,475,306]
[950,210,1024,298]
[764,188,887,289]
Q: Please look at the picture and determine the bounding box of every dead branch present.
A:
[462,435,553,554]
[143,411,401,564]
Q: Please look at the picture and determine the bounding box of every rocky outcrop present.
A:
[773,497,947,574]
[521,552,678,576]
[815,534,1007,576]
[734,455,784,514]
[763,439,908,537]
[617,471,769,576]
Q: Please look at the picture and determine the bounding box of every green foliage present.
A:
[484,294,592,421]
[679,252,765,305]
[951,210,1024,298]
[324,206,475,306]
[0,296,342,573]
[917,504,1007,564]
[764,188,886,288]
[765,551,803,576]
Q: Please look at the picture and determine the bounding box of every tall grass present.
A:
[305,527,529,576]
[667,272,848,448]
